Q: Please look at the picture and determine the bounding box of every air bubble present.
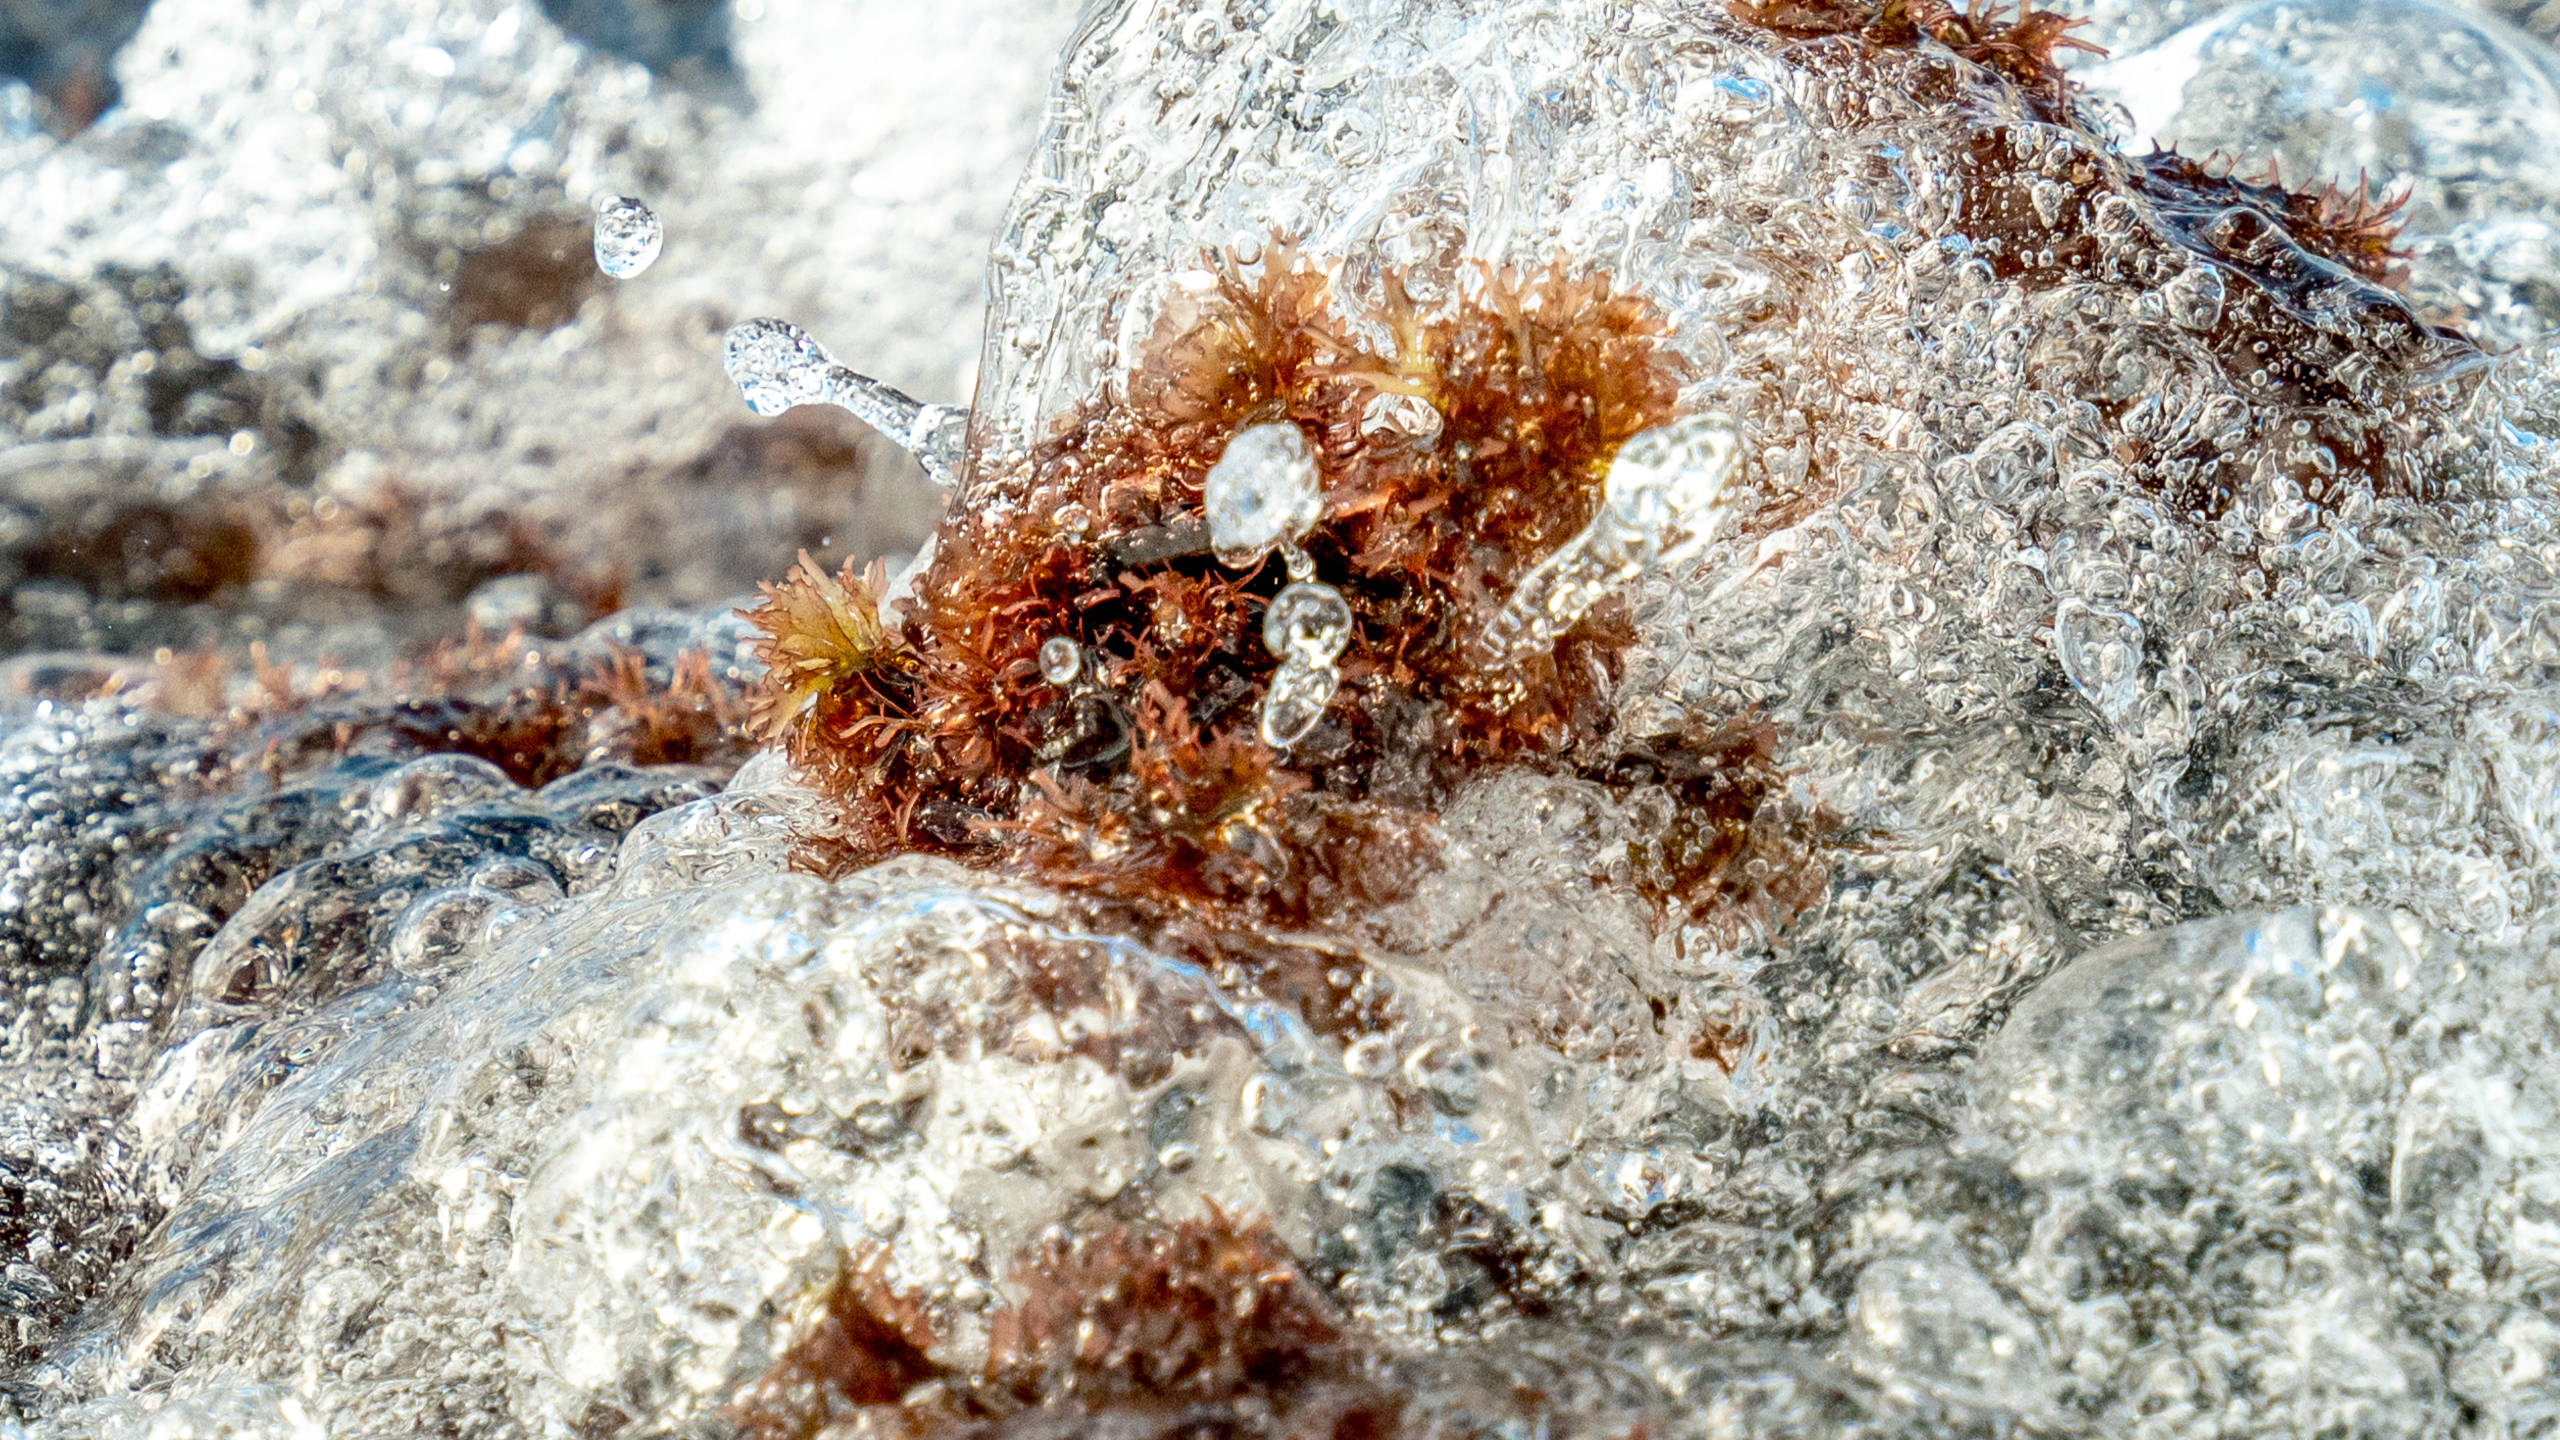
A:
[2163,263,2227,331]
[388,885,503,976]
[590,195,662,278]
[1038,636,1083,686]
[1240,1074,1294,1136]
[2055,598,2147,726]
[368,753,518,827]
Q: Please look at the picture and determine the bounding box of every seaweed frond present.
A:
[2283,172,2414,289]
[984,1212,1375,1416]
[726,1247,943,1440]
[743,240,1828,968]
[1919,0,2100,102]
[1728,0,2101,110]
[743,551,917,768]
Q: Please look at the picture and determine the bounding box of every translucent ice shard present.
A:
[1482,412,1742,662]
[589,195,662,279]
[1203,421,1323,567]
[721,317,969,488]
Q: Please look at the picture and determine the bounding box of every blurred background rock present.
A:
[0,0,1078,678]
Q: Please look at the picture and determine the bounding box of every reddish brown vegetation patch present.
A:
[157,627,753,791]
[983,1218,1363,1412]
[1725,0,2477,520]
[1730,0,2097,108]
[729,1250,944,1440]
[728,1217,1400,1440]
[745,250,1834,1023]
[1608,717,1834,947]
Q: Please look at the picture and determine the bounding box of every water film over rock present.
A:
[9,0,2560,1437]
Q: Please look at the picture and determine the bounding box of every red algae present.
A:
[742,246,1832,991]
[150,626,756,792]
[727,1249,944,1440]
[727,1216,1402,1440]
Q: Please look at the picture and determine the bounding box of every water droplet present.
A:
[1038,636,1082,686]
[1260,659,1340,749]
[722,318,969,488]
[1602,413,1745,550]
[1257,580,1353,748]
[590,195,662,279]
[1262,581,1353,665]
[1204,421,1323,566]
[721,317,829,417]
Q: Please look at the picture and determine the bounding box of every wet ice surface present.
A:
[19,0,2560,1437]
[2077,0,2560,346]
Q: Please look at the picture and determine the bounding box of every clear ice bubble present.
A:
[1204,421,1324,567]
[1483,412,1744,661]
[1259,580,1353,748]
[367,753,519,828]
[387,885,504,977]
[590,194,663,279]
[2055,598,2148,726]
[2162,262,2226,331]
[1262,580,1354,665]
[721,317,970,489]
[1038,636,1082,686]
[1359,391,1443,444]
[465,854,565,906]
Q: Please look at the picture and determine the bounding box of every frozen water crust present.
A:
[21,0,2560,1436]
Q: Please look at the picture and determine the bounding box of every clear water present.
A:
[589,194,662,279]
